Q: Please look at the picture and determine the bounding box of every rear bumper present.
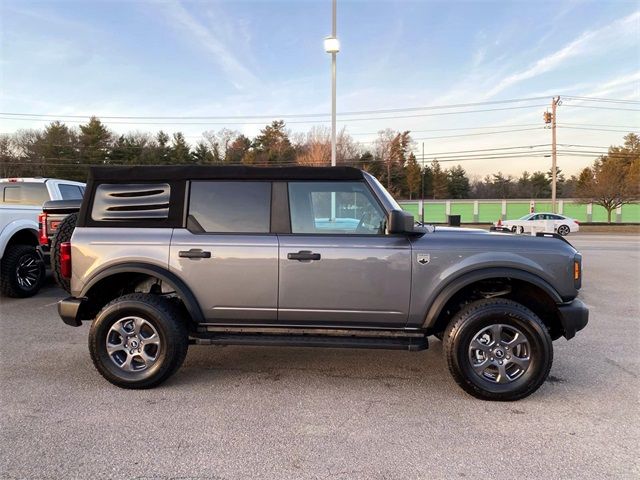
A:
[58,297,84,327]
[558,298,589,340]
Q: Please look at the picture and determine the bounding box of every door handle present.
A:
[287,250,321,261]
[179,249,211,259]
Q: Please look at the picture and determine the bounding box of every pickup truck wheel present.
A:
[51,212,78,293]
[88,293,189,389]
[443,298,553,401]
[0,245,45,298]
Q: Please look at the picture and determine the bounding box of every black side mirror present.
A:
[388,209,416,234]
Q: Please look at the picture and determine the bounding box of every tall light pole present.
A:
[324,0,339,166]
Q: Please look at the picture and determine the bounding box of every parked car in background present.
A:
[0,177,85,297]
[496,213,580,236]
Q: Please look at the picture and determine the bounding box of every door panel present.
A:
[170,230,278,322]
[278,235,412,327]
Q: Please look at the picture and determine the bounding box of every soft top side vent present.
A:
[92,183,170,221]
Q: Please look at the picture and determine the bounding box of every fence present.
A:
[397,199,640,224]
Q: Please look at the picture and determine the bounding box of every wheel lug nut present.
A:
[499,360,503,365]
[507,355,511,359]
[490,357,494,361]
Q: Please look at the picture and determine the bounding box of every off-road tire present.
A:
[51,212,77,293]
[0,244,45,298]
[89,293,189,389]
[443,298,553,401]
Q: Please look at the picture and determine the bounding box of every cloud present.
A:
[483,11,640,99]
[157,0,258,91]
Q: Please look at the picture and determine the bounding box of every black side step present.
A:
[190,333,428,351]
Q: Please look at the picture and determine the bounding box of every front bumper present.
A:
[558,298,589,340]
[58,297,84,327]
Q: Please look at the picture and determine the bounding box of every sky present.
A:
[1,0,639,177]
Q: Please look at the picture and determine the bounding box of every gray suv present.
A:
[58,166,588,400]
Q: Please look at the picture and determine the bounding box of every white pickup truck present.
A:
[0,178,85,297]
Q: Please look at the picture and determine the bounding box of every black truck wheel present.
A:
[443,298,553,401]
[88,294,189,389]
[51,212,77,293]
[0,244,45,298]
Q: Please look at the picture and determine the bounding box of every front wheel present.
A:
[443,298,553,401]
[88,293,189,389]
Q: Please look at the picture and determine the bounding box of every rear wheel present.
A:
[443,298,553,401]
[89,293,189,389]
[51,213,78,293]
[557,224,570,236]
[0,244,45,298]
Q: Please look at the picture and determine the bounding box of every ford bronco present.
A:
[57,166,588,400]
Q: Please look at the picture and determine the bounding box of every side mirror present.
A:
[387,209,416,234]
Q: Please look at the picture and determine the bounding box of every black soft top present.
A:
[88,165,365,182]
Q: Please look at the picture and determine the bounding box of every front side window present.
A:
[288,181,386,235]
[189,181,271,233]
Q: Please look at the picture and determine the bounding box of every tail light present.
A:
[38,213,48,245]
[574,220,580,225]
[60,242,72,279]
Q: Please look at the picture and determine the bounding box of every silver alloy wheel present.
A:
[468,324,531,384]
[557,225,570,236]
[106,316,161,372]
[16,254,41,289]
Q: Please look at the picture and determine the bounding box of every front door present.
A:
[169,180,278,323]
[278,181,412,327]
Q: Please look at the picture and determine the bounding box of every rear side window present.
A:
[91,183,170,221]
[1,183,49,205]
[59,184,84,200]
[189,181,271,233]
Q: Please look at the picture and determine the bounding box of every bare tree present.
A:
[202,128,240,163]
[575,134,640,222]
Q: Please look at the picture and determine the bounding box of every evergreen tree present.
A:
[431,160,448,199]
[155,131,171,164]
[405,153,422,200]
[251,120,295,165]
[447,165,470,199]
[78,117,111,166]
[192,141,214,164]
[170,132,192,164]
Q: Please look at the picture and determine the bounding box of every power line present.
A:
[0,104,551,126]
[561,104,640,112]
[0,96,551,120]
[563,95,640,104]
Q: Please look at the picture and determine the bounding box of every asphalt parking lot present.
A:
[1,233,638,479]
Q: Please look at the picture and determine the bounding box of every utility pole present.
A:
[546,96,561,213]
[421,142,425,224]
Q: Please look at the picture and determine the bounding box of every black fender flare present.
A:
[80,262,205,324]
[423,267,563,328]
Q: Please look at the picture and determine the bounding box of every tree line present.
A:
[0,118,637,215]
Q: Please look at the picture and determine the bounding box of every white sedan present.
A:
[496,213,580,236]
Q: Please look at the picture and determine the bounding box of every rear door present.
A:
[169,181,279,323]
[277,181,412,327]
